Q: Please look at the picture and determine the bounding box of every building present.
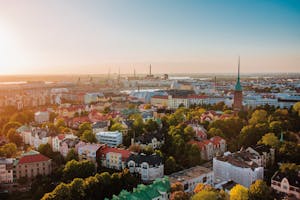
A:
[52,134,77,152]
[99,145,131,170]
[168,166,214,192]
[213,151,264,188]
[111,176,171,200]
[271,170,300,199]
[190,136,226,160]
[15,150,52,180]
[59,137,86,157]
[135,131,164,149]
[78,144,103,164]
[233,57,243,110]
[0,158,14,184]
[96,131,123,147]
[34,111,49,124]
[127,153,164,182]
[246,145,275,168]
[150,95,168,107]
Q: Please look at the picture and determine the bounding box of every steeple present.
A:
[235,56,242,91]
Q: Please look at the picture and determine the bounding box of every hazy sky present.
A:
[0,0,299,75]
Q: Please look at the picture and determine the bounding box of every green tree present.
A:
[170,191,190,200]
[249,109,268,125]
[165,156,177,174]
[249,180,273,200]
[258,133,280,148]
[41,183,71,200]
[69,178,85,200]
[230,184,248,200]
[208,128,224,138]
[38,143,54,158]
[65,148,79,162]
[63,160,95,182]
[2,121,22,136]
[7,128,23,147]
[77,122,92,137]
[183,125,195,142]
[293,102,300,116]
[110,122,125,132]
[0,143,17,157]
[192,190,220,200]
[80,130,97,143]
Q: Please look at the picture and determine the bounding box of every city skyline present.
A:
[0,0,299,75]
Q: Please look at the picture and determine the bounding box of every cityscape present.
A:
[0,1,299,200]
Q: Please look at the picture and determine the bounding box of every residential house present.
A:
[59,137,86,157]
[271,170,300,199]
[246,145,275,168]
[78,144,104,165]
[34,111,49,124]
[127,153,164,182]
[0,158,14,184]
[15,150,52,180]
[96,131,123,147]
[168,166,213,192]
[52,133,77,152]
[99,145,131,170]
[135,131,164,149]
[213,151,264,188]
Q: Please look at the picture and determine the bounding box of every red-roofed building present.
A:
[16,150,52,180]
[189,136,226,161]
[98,145,132,170]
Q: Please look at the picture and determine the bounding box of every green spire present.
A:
[280,132,284,142]
[235,56,242,91]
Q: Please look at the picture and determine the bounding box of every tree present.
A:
[192,190,220,200]
[63,160,95,182]
[7,128,23,146]
[80,130,97,143]
[69,178,85,200]
[77,122,92,137]
[249,109,268,125]
[38,143,54,158]
[279,163,300,174]
[249,180,273,200]
[293,102,300,116]
[2,121,22,136]
[55,118,66,129]
[230,184,248,200]
[0,143,17,157]
[183,125,195,142]
[42,183,71,200]
[110,122,125,132]
[165,156,177,174]
[170,191,189,200]
[65,148,79,162]
[171,182,184,192]
[194,183,214,193]
[258,133,280,148]
[208,128,224,138]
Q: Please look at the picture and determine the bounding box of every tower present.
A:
[149,64,152,76]
[233,56,243,110]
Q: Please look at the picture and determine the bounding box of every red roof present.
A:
[100,146,131,161]
[151,95,168,99]
[189,140,206,150]
[210,136,225,145]
[187,95,208,99]
[57,134,65,140]
[19,154,51,164]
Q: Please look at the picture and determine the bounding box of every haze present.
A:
[0,0,299,75]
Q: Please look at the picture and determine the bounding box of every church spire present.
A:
[235,56,242,91]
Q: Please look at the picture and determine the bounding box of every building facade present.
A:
[95,131,123,147]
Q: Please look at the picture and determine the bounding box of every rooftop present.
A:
[168,165,212,183]
[18,152,51,164]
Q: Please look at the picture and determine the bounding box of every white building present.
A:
[96,131,123,147]
[168,166,213,192]
[271,170,300,199]
[84,92,104,104]
[127,153,164,182]
[0,158,14,184]
[213,152,264,188]
[78,143,103,164]
[34,111,49,124]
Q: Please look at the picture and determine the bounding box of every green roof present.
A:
[111,177,170,200]
[235,79,242,91]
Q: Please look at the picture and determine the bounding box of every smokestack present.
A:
[149,64,152,75]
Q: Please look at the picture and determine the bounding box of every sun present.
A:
[0,21,26,74]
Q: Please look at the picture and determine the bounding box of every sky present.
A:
[0,0,299,75]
